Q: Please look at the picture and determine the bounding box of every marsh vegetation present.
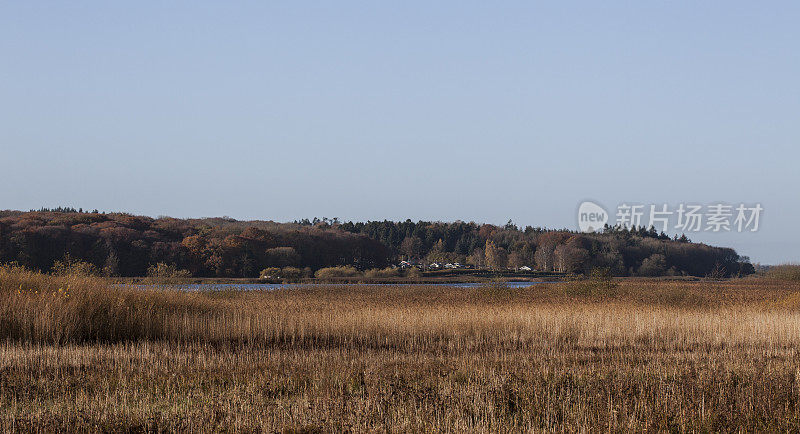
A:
[2,266,800,431]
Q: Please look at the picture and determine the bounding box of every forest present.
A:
[0,209,754,278]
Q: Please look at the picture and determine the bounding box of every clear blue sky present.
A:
[1,2,798,264]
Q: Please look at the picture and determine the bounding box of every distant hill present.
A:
[0,210,753,278]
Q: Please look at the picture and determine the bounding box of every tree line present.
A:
[0,210,753,277]
[331,219,751,277]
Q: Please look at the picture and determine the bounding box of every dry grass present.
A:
[767,264,800,281]
[3,266,800,431]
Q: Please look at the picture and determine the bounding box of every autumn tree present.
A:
[484,239,508,271]
[400,236,424,260]
[638,253,667,276]
[553,244,588,273]
[508,242,535,270]
[468,247,485,269]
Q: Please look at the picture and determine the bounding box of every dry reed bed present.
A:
[3,266,800,350]
[2,340,800,431]
[4,267,800,430]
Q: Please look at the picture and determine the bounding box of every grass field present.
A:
[3,265,800,431]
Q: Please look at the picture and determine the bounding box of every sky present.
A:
[1,2,798,264]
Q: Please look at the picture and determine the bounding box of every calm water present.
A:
[126,281,546,291]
